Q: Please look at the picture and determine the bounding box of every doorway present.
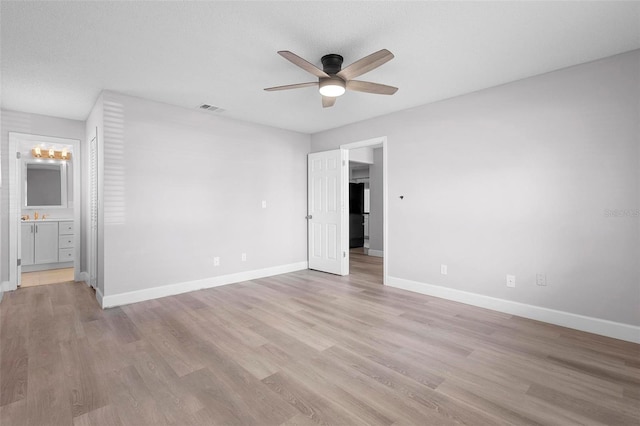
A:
[306,137,387,284]
[345,139,385,284]
[8,133,82,291]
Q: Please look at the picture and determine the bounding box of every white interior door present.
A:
[307,149,348,275]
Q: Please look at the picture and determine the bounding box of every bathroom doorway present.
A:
[8,133,81,291]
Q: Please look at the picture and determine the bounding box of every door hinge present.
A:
[342,160,346,166]
[343,251,346,258]
[16,152,21,159]
[17,259,21,266]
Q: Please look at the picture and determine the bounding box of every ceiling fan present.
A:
[264,49,398,108]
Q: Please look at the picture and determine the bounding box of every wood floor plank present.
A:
[72,404,124,426]
[59,337,110,417]
[262,370,372,425]
[301,346,477,425]
[26,383,73,426]
[0,256,638,425]
[527,383,639,425]
[0,336,28,406]
[0,398,27,426]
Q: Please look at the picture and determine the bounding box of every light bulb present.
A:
[319,78,346,97]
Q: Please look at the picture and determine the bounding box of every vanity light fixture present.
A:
[31,147,72,160]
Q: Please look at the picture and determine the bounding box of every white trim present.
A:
[340,136,388,285]
[96,287,104,307]
[367,249,383,258]
[341,149,349,275]
[79,271,90,284]
[100,261,308,308]
[0,281,11,292]
[22,262,73,273]
[386,276,640,344]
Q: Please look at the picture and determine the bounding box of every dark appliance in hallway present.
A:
[349,182,365,248]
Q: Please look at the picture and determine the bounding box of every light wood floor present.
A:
[1,255,638,425]
[20,267,74,288]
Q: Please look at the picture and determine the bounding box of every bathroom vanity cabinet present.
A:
[21,220,74,270]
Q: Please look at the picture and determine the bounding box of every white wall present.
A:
[369,148,383,254]
[311,50,640,330]
[98,92,310,304]
[0,110,85,285]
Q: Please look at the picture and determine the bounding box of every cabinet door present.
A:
[21,223,35,266]
[34,222,59,264]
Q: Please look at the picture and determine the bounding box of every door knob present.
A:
[305,215,313,220]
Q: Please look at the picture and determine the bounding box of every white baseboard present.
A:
[79,271,90,284]
[22,262,73,273]
[100,261,309,309]
[386,276,640,344]
[368,249,383,258]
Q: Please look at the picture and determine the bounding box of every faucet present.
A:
[42,214,48,220]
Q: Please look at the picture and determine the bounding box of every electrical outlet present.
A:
[536,273,547,286]
[441,264,448,275]
[261,200,267,209]
[213,257,220,266]
[506,274,516,288]
[241,253,247,262]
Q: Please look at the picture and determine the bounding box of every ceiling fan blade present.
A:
[346,80,398,95]
[337,49,394,80]
[278,51,329,78]
[264,82,318,91]
[322,96,336,108]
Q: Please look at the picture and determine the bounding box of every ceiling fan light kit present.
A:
[319,77,346,97]
[265,49,398,107]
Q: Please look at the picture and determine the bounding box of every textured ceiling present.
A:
[2,1,639,134]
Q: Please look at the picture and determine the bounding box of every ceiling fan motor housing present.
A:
[321,54,344,75]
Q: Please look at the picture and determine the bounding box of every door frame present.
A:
[8,132,82,291]
[340,136,388,285]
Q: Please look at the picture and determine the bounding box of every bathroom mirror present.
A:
[24,161,68,208]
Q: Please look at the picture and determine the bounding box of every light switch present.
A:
[262,200,267,209]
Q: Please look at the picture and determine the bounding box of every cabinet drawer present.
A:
[59,221,74,235]
[58,248,74,261]
[59,235,74,249]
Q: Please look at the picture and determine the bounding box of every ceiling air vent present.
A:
[198,104,225,113]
